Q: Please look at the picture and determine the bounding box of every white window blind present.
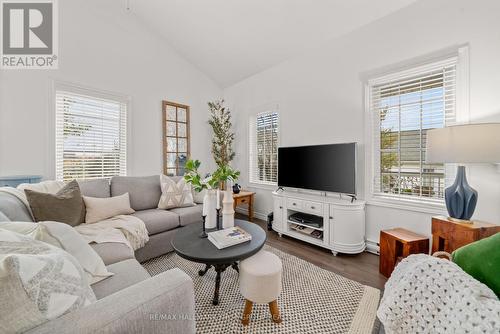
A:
[369,58,457,202]
[249,112,279,185]
[55,88,128,181]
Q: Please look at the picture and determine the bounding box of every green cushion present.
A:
[452,232,500,297]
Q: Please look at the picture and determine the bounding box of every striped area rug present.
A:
[143,245,380,334]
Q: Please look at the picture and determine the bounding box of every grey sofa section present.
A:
[171,205,203,226]
[132,208,180,235]
[111,175,162,211]
[78,179,111,198]
[0,175,202,334]
[27,269,196,334]
[90,242,135,266]
[92,259,150,299]
[0,211,10,222]
[135,229,178,263]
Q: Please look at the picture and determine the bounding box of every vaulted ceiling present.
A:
[124,0,417,88]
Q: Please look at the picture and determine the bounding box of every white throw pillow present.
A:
[0,228,96,333]
[0,221,113,284]
[158,175,195,209]
[83,193,135,224]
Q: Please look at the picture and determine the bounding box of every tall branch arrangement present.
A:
[208,99,235,167]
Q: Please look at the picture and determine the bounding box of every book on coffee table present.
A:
[208,226,252,249]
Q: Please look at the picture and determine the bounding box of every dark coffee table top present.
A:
[171,219,266,264]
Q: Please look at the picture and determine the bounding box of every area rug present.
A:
[143,245,380,334]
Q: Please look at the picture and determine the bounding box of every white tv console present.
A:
[272,190,366,256]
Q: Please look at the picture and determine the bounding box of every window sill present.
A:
[367,195,447,215]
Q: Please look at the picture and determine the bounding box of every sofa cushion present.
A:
[78,179,110,198]
[91,259,150,299]
[90,242,135,266]
[0,192,33,222]
[132,209,180,235]
[170,204,203,227]
[111,175,161,211]
[24,180,86,226]
[83,193,135,224]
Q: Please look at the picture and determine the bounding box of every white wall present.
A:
[224,0,500,244]
[0,0,221,179]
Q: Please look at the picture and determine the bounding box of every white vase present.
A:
[222,190,235,229]
[203,189,217,229]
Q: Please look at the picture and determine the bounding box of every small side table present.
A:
[233,191,255,222]
[379,228,429,278]
[431,216,500,254]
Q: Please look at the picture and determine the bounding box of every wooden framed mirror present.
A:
[162,100,190,176]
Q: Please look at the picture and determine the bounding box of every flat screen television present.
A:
[278,143,357,195]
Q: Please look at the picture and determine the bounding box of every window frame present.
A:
[162,100,190,176]
[364,47,469,213]
[53,81,130,182]
[248,110,280,187]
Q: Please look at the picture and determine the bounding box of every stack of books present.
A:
[290,223,323,239]
[208,226,252,249]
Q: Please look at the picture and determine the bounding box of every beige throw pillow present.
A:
[0,229,96,333]
[24,180,86,226]
[83,193,135,224]
[158,175,195,209]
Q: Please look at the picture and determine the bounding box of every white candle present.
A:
[216,189,220,209]
[202,198,208,216]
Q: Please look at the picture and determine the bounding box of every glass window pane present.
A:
[178,123,187,137]
[166,121,176,136]
[178,153,188,175]
[166,153,177,168]
[166,106,176,121]
[178,138,187,152]
[165,168,176,176]
[177,108,187,122]
[167,138,177,152]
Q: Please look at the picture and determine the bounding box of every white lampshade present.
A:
[426,123,500,163]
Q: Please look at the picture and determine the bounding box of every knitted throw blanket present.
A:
[377,254,500,334]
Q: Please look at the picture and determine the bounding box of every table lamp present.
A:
[426,123,500,221]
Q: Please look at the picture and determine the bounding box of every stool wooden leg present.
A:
[241,299,253,325]
[269,300,282,323]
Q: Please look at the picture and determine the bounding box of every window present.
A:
[367,56,462,203]
[249,112,279,185]
[162,101,190,176]
[55,85,128,181]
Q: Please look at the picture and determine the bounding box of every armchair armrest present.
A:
[28,268,196,334]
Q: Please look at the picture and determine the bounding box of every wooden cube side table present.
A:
[431,216,500,254]
[379,228,429,278]
[233,191,256,222]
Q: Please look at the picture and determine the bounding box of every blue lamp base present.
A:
[445,165,478,221]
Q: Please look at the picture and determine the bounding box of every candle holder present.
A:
[200,215,208,238]
[216,208,221,230]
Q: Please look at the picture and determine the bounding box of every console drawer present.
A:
[287,198,304,210]
[303,200,323,215]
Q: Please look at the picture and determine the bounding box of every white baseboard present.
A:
[235,207,268,221]
[366,239,380,255]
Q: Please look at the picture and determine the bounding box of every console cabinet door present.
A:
[273,196,284,232]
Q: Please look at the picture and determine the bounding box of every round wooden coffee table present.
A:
[171,219,266,305]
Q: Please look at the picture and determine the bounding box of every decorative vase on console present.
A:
[203,189,217,229]
[222,190,235,228]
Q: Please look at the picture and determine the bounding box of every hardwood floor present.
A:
[241,215,387,290]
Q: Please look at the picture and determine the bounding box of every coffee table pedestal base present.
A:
[198,262,239,305]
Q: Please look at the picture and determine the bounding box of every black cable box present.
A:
[288,212,323,228]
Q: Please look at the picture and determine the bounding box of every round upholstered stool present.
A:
[239,250,283,325]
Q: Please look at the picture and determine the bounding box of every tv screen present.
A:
[278,143,357,195]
